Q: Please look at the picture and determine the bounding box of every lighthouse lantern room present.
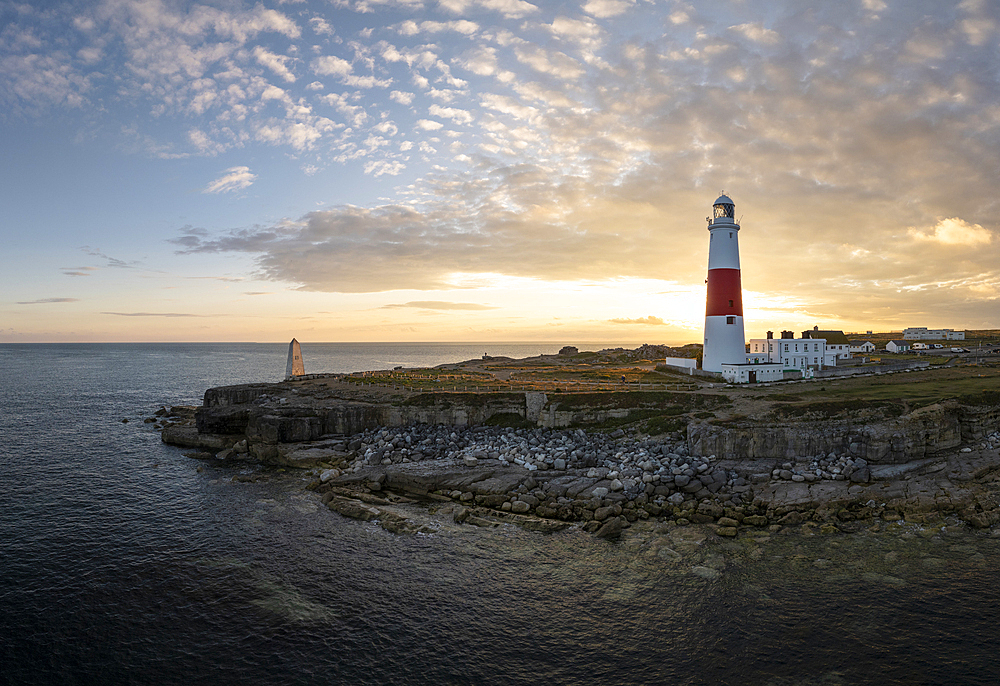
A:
[702,193,747,373]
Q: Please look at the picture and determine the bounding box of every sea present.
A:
[2,342,999,685]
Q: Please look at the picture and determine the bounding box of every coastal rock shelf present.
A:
[158,352,1000,535]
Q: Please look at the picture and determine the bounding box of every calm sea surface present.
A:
[2,343,999,685]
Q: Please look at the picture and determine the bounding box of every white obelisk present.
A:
[285,338,305,378]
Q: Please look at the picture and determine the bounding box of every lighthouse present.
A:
[702,193,746,373]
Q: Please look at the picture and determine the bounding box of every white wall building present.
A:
[903,327,965,340]
[849,340,876,353]
[886,340,911,353]
[748,334,837,370]
[721,363,784,384]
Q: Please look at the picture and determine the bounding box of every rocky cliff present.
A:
[688,400,1000,464]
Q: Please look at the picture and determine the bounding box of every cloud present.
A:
[363,160,405,176]
[253,46,296,83]
[381,301,499,310]
[204,166,257,194]
[909,218,993,246]
[608,316,666,325]
[479,0,539,19]
[101,312,208,317]
[309,17,334,36]
[390,90,415,105]
[397,20,479,36]
[61,266,98,277]
[312,55,353,77]
[729,22,782,45]
[582,0,633,18]
[80,247,136,269]
[17,298,81,304]
[513,46,585,79]
[429,104,474,125]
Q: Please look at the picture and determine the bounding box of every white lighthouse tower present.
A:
[702,193,746,373]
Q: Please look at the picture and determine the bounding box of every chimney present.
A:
[766,331,773,339]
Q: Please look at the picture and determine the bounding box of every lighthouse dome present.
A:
[712,193,736,222]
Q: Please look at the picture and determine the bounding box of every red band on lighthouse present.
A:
[705,268,743,317]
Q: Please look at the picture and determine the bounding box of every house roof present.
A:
[849,340,873,345]
[812,330,850,345]
[888,340,909,345]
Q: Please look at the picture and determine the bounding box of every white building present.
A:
[886,340,911,353]
[849,340,876,353]
[903,327,965,340]
[721,362,784,384]
[748,332,837,370]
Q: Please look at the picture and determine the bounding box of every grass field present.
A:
[754,366,1000,407]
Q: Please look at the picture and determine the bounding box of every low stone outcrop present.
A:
[688,400,1000,464]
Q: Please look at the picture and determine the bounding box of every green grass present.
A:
[777,369,1000,407]
[549,391,729,410]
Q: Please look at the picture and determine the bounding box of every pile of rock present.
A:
[342,424,755,512]
[768,454,872,483]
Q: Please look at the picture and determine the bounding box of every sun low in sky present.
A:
[2,0,997,343]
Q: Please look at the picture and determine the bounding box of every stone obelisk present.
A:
[285,338,305,379]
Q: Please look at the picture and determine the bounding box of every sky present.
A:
[2,0,998,344]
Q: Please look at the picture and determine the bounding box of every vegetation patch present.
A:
[773,399,907,420]
[550,391,729,411]
[957,390,1000,407]
[402,392,524,408]
[645,415,688,435]
[764,393,804,402]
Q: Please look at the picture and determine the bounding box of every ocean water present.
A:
[2,343,1000,685]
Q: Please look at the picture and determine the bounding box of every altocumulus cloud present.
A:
[204,167,257,194]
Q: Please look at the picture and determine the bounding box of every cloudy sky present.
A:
[2,0,998,343]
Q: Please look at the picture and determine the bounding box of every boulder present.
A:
[594,516,627,539]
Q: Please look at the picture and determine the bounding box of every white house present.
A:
[886,340,911,353]
[903,327,965,341]
[748,332,837,370]
[849,340,875,353]
[721,362,784,384]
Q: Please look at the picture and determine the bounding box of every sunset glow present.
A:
[2,0,997,343]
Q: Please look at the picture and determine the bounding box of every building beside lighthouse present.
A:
[702,194,747,372]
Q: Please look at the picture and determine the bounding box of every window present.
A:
[729,299,733,307]
[726,316,735,324]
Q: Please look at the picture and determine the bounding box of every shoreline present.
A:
[160,407,1000,539]
[156,346,1000,539]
